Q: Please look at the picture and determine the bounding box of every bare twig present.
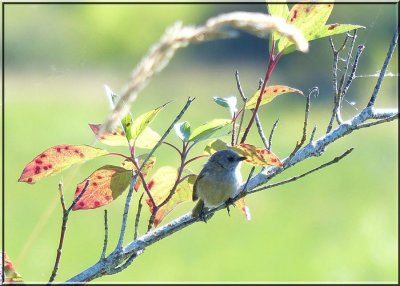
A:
[341,44,365,97]
[235,70,247,102]
[309,126,317,143]
[235,71,247,145]
[49,180,90,283]
[357,113,398,129]
[250,148,354,194]
[367,27,398,107]
[140,97,195,172]
[116,173,137,250]
[107,252,141,275]
[134,193,144,240]
[255,113,269,149]
[100,210,109,261]
[338,30,357,94]
[268,119,279,151]
[289,89,311,157]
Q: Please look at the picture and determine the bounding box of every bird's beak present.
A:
[238,156,247,161]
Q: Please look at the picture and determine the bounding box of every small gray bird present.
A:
[192,149,246,220]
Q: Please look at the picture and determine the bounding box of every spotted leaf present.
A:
[18,145,109,184]
[232,144,283,167]
[246,85,303,109]
[121,154,156,191]
[72,165,131,211]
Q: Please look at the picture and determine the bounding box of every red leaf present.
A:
[18,144,108,184]
[72,165,131,210]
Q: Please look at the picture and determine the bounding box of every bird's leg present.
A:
[224,198,236,216]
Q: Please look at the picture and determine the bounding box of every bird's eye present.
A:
[227,156,234,162]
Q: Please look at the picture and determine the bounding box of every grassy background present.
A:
[3,3,398,283]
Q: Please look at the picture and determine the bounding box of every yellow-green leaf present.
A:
[135,127,161,149]
[72,165,131,210]
[131,102,169,140]
[145,167,195,227]
[18,145,109,184]
[246,85,303,109]
[231,143,283,167]
[188,119,232,142]
[204,139,229,155]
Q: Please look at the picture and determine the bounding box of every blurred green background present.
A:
[3,3,398,283]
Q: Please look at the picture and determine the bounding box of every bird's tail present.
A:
[192,200,215,222]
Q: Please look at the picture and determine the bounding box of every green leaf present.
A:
[131,102,169,141]
[213,96,237,118]
[72,165,132,210]
[188,119,232,143]
[245,85,303,109]
[204,139,228,155]
[174,121,191,142]
[18,145,109,184]
[277,2,333,53]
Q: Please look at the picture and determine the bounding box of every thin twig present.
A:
[367,27,398,107]
[255,113,269,149]
[309,126,317,143]
[235,71,247,145]
[49,180,90,283]
[231,111,237,146]
[338,30,357,94]
[162,141,182,156]
[289,90,311,158]
[250,148,354,194]
[327,33,353,133]
[140,97,195,172]
[100,210,109,261]
[268,119,279,151]
[357,114,398,129]
[134,193,144,240]
[341,44,365,97]
[242,167,255,194]
[116,173,137,249]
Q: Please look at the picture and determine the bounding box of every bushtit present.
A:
[192,149,246,220]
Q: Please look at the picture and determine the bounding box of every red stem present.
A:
[240,42,282,144]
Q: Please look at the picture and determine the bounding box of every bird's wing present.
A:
[192,168,208,201]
